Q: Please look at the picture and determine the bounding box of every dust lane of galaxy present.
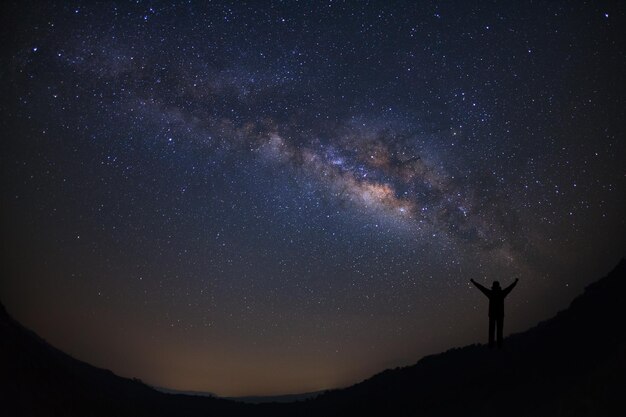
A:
[57,40,519,257]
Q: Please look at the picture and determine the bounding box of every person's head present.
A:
[492,281,501,289]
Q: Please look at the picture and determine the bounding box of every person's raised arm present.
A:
[503,278,519,296]
[470,279,490,296]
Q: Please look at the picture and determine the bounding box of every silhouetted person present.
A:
[470,278,519,348]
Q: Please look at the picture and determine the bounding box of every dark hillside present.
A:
[288,259,626,416]
[1,260,624,416]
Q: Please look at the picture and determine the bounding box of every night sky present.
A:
[1,1,625,397]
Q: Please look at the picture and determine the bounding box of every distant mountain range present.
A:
[1,260,625,416]
[226,391,325,404]
[151,385,324,403]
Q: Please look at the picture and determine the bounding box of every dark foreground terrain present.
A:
[2,260,625,416]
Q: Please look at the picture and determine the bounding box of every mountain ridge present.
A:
[1,259,625,416]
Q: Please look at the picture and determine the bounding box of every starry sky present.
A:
[1,0,625,397]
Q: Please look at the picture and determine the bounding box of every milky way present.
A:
[1,1,625,396]
[57,30,517,255]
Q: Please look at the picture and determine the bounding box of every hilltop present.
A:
[1,260,624,416]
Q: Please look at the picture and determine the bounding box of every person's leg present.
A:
[497,318,504,348]
[488,317,495,348]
